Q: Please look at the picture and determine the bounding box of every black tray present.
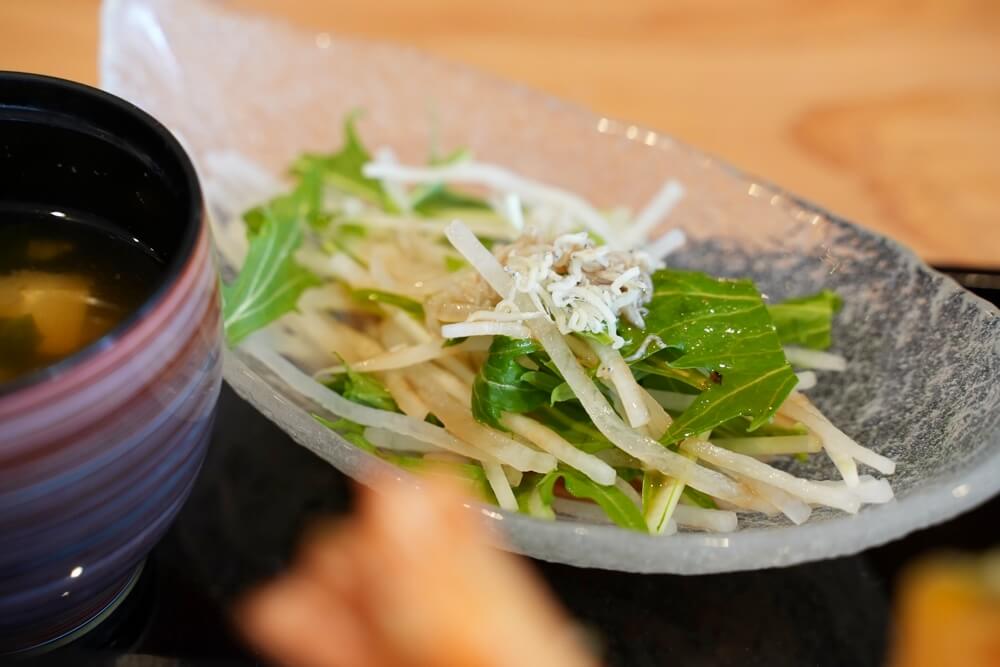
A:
[34,268,1000,667]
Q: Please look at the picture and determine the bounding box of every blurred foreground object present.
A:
[888,551,1000,667]
[236,478,599,667]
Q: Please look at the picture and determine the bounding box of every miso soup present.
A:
[0,207,163,385]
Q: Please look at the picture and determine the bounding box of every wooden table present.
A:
[2,0,998,266]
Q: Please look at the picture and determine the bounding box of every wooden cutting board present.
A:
[1,0,997,266]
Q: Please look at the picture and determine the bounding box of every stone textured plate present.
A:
[101,0,1000,573]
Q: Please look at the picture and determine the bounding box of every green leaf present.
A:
[222,217,321,345]
[290,112,396,211]
[410,182,491,217]
[521,371,561,393]
[549,382,577,404]
[444,254,466,273]
[471,336,548,428]
[350,288,425,319]
[574,330,615,347]
[767,289,842,350]
[324,360,399,412]
[621,269,797,443]
[527,468,646,532]
[244,156,331,238]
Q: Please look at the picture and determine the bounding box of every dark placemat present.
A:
[33,269,999,666]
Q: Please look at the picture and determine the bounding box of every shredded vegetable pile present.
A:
[212,115,896,534]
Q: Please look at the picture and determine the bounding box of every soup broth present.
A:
[0,207,163,385]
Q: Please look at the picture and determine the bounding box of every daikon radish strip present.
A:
[564,335,600,366]
[711,435,821,456]
[646,228,687,260]
[441,321,532,339]
[365,161,617,244]
[419,364,471,402]
[815,475,895,504]
[382,371,429,420]
[326,252,373,287]
[795,371,817,390]
[314,340,467,377]
[434,357,477,386]
[784,346,847,371]
[242,337,492,462]
[467,310,545,323]
[679,439,860,513]
[624,180,685,247]
[484,461,518,510]
[504,466,524,488]
[357,212,519,241]
[414,383,556,473]
[639,389,673,440]
[741,477,812,525]
[501,414,616,486]
[589,340,650,428]
[384,308,434,345]
[444,220,752,505]
[285,310,381,362]
[363,426,441,453]
[782,395,896,475]
[672,505,738,533]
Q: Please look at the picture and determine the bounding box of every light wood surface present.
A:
[2,0,998,266]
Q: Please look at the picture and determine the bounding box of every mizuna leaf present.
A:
[622,269,797,442]
[222,217,320,346]
[471,336,547,428]
[525,468,646,532]
[767,289,843,350]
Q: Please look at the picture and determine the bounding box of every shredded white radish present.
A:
[741,477,812,525]
[672,505,738,533]
[364,161,617,243]
[501,414,616,485]
[363,426,442,453]
[590,340,650,428]
[504,466,524,488]
[241,336,495,462]
[414,381,557,473]
[314,340,473,377]
[645,228,687,260]
[795,370,818,390]
[484,461,519,510]
[784,346,847,371]
[624,180,685,247]
[466,309,545,323]
[441,321,532,339]
[434,356,477,385]
[816,475,895,504]
[679,439,860,513]
[639,388,672,439]
[382,371,429,420]
[782,394,896,475]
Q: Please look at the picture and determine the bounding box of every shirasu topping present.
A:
[461,231,658,349]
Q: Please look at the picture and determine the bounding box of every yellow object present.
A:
[889,551,1000,667]
[0,271,92,358]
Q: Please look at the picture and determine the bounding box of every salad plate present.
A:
[100,0,999,573]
